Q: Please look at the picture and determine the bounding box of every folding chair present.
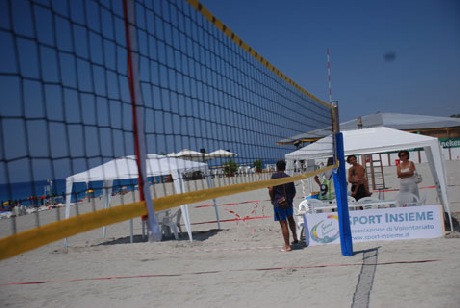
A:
[395,192,420,207]
[157,208,183,240]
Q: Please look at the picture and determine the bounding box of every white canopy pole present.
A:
[102,179,113,239]
[425,145,453,232]
[63,179,74,248]
[171,170,193,241]
[205,165,221,230]
[64,180,73,220]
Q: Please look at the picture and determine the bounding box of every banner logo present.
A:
[310,214,340,243]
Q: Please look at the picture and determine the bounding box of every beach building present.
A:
[277,112,460,160]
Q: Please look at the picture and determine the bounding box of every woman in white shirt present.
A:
[396,150,419,197]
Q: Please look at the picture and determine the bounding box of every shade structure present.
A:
[285,127,453,232]
[65,154,221,242]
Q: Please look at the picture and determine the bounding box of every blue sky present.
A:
[1,0,459,184]
[1,0,331,183]
[199,0,460,121]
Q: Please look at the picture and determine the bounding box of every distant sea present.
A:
[0,179,141,207]
[1,159,278,207]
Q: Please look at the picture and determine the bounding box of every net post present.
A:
[332,102,354,256]
[123,0,161,242]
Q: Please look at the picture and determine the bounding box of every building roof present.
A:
[341,113,460,130]
[277,112,460,145]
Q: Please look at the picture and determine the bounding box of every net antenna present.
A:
[328,48,338,162]
[327,48,333,104]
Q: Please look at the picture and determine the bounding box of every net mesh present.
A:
[0,0,332,258]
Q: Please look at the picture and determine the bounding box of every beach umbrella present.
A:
[205,149,237,159]
[167,149,204,161]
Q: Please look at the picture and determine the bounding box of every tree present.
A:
[253,159,263,173]
[223,159,238,177]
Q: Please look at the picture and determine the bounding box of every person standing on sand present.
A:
[347,154,371,200]
[396,150,419,198]
[268,160,299,252]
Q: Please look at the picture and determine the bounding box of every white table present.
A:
[356,200,397,209]
[313,204,361,212]
[310,200,397,213]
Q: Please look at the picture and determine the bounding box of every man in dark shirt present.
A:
[268,160,298,252]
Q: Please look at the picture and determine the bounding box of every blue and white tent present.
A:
[285,127,453,232]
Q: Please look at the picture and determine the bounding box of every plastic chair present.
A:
[331,196,357,205]
[297,200,311,215]
[395,192,420,207]
[418,192,427,205]
[307,198,325,213]
[296,199,324,241]
[156,208,182,240]
[348,196,357,204]
[297,199,325,214]
[295,200,309,241]
[357,196,381,209]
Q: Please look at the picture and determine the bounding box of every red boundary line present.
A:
[194,186,436,208]
[191,215,272,225]
[194,197,307,208]
[0,259,438,286]
[194,199,270,208]
[373,185,435,193]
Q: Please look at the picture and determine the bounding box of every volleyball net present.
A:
[0,0,333,259]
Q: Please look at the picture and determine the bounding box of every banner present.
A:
[439,138,460,149]
[303,205,444,246]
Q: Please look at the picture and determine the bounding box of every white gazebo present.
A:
[285,127,453,231]
[65,154,221,242]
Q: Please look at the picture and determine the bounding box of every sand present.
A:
[1,161,459,307]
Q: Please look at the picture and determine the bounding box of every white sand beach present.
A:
[1,161,459,307]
